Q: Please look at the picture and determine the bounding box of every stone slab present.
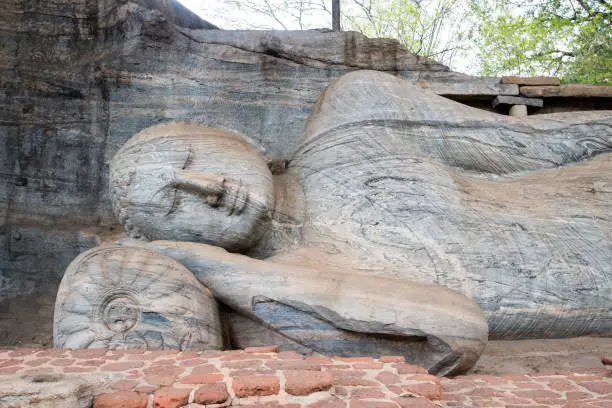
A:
[404,71,519,96]
[502,76,560,86]
[521,84,612,98]
[492,95,544,108]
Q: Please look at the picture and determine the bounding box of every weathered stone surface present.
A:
[407,71,519,96]
[103,69,610,360]
[509,104,528,117]
[492,95,544,108]
[0,374,94,408]
[520,84,612,98]
[502,76,560,86]
[291,71,611,341]
[54,246,223,350]
[0,0,491,345]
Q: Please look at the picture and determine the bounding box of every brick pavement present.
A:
[0,347,610,407]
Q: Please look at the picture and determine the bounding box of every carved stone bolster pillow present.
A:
[53,246,223,351]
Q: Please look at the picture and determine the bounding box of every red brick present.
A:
[393,364,428,375]
[36,349,68,358]
[103,361,144,371]
[499,396,533,405]
[179,373,223,384]
[63,366,97,373]
[152,359,179,366]
[285,370,333,396]
[590,400,612,408]
[109,380,139,391]
[144,366,185,376]
[404,374,439,384]
[351,386,386,399]
[354,363,384,370]
[175,351,201,360]
[220,352,270,361]
[198,350,223,358]
[380,356,405,363]
[9,349,37,357]
[123,349,146,355]
[179,358,208,367]
[193,383,229,404]
[324,364,351,370]
[581,381,612,394]
[94,392,147,408]
[440,380,472,393]
[191,364,220,373]
[513,390,562,399]
[306,356,333,364]
[332,371,378,387]
[277,351,304,359]
[566,391,593,401]
[266,360,321,371]
[376,371,401,384]
[245,345,279,353]
[336,357,373,363]
[349,400,399,408]
[393,396,436,408]
[231,369,276,377]
[468,386,504,397]
[81,359,106,366]
[0,366,21,374]
[145,374,177,387]
[569,374,603,382]
[514,381,545,389]
[502,374,532,381]
[24,358,51,367]
[0,359,23,367]
[334,386,350,396]
[402,383,443,400]
[71,349,107,359]
[547,379,580,391]
[222,359,263,370]
[307,396,347,408]
[462,374,507,385]
[232,375,280,397]
[153,387,190,408]
[49,358,75,366]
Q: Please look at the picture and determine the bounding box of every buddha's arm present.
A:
[118,239,488,375]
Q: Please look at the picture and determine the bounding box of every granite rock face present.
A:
[0,0,457,345]
[0,0,514,346]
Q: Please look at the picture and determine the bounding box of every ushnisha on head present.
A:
[109,123,275,252]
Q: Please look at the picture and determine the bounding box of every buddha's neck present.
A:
[246,173,305,259]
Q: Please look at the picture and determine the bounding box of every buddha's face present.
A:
[110,123,274,252]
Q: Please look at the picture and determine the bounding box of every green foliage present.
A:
[470,0,611,84]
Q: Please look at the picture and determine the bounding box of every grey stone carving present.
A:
[54,70,611,376]
[54,246,222,350]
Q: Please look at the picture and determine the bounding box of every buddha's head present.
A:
[110,123,274,252]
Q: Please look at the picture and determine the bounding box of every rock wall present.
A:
[0,0,523,345]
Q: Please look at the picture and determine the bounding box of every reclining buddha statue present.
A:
[54,70,611,376]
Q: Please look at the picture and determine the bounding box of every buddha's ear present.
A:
[173,171,225,195]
